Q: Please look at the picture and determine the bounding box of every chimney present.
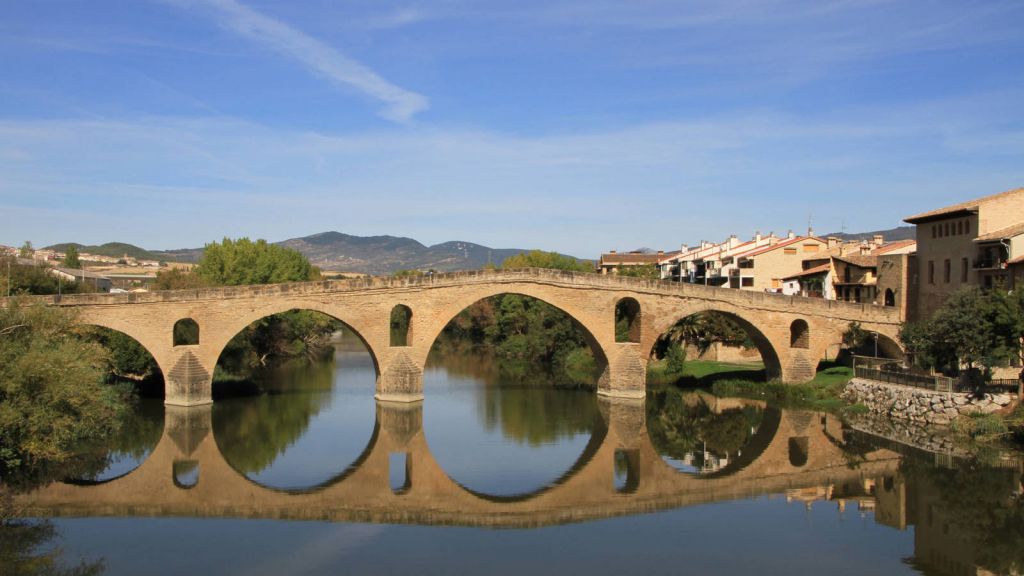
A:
[680,244,688,253]
[657,250,664,255]
[808,227,815,237]
[827,236,841,249]
[787,230,795,239]
[609,250,616,254]
[755,230,762,242]
[872,234,884,246]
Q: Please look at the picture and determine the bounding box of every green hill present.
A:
[45,242,171,262]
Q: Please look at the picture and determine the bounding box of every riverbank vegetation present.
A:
[900,287,1024,382]
[0,302,134,489]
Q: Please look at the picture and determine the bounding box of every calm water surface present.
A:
[24,342,1024,576]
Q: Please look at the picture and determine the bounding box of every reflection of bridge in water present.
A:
[23,398,906,529]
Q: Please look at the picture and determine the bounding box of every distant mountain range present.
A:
[45,226,917,276]
[155,232,571,276]
[821,226,916,242]
[44,242,169,262]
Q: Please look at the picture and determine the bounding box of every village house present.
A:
[597,250,676,275]
[658,232,780,284]
[781,237,917,317]
[727,232,829,292]
[52,267,113,292]
[903,187,1024,321]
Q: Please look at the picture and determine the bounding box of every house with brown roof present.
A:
[597,250,677,275]
[904,187,1024,320]
[728,233,830,292]
[781,237,917,318]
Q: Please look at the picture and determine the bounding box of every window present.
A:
[961,258,969,282]
[741,277,754,287]
[957,221,964,235]
[803,244,819,253]
[932,225,937,239]
[784,248,797,255]
[844,266,851,283]
[944,222,950,237]
[928,260,935,284]
[965,219,970,235]
[944,259,951,283]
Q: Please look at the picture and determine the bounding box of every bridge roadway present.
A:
[15,268,904,406]
[21,397,904,528]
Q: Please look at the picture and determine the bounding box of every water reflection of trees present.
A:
[902,460,1024,575]
[480,386,600,446]
[67,399,164,483]
[646,388,764,473]
[213,358,336,475]
[0,509,104,576]
[428,347,602,445]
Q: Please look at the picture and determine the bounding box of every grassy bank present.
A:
[648,358,857,412]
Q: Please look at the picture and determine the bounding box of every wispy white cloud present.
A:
[2,88,1021,253]
[165,0,429,122]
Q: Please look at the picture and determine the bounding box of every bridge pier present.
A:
[375,349,425,403]
[161,346,215,406]
[597,343,647,399]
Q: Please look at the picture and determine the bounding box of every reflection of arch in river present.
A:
[647,391,782,479]
[63,398,167,486]
[21,399,907,528]
[219,420,382,495]
[443,416,610,504]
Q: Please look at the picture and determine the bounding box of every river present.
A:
[17,339,1024,575]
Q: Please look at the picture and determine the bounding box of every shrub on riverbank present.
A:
[0,302,131,486]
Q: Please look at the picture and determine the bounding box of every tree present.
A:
[195,237,319,286]
[900,287,1024,382]
[617,265,662,280]
[62,246,81,269]
[152,268,206,291]
[501,250,593,272]
[18,241,33,259]
[0,302,129,480]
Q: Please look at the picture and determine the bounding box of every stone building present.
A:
[904,187,1024,321]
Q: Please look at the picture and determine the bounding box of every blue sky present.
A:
[2,0,1023,257]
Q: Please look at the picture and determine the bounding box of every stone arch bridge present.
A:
[16,268,903,406]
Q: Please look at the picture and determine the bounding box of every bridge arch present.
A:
[421,288,613,387]
[646,308,783,382]
[209,305,381,384]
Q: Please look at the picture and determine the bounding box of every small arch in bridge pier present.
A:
[173,318,200,346]
[789,320,809,349]
[390,305,413,347]
[788,437,809,468]
[389,452,411,494]
[613,449,640,494]
[614,298,641,343]
[173,459,199,489]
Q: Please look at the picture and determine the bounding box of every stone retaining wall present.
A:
[843,378,1016,426]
